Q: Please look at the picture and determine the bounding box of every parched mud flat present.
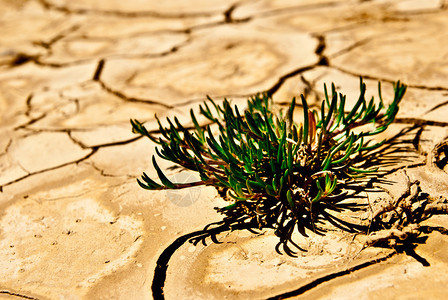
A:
[1,0,448,299]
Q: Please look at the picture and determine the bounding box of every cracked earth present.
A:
[1,0,448,299]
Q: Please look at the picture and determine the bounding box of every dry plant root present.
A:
[365,171,448,248]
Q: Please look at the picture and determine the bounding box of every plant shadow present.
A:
[188,124,430,256]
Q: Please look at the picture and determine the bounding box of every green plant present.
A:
[131,78,406,255]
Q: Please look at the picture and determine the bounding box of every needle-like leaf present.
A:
[132,77,407,255]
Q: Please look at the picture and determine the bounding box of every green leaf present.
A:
[320,99,326,133]
[333,93,346,129]
[331,134,357,165]
[190,109,205,142]
[131,119,162,144]
[152,156,175,188]
[245,110,263,137]
[345,78,366,122]
[301,95,309,145]
[325,173,331,191]
[155,115,170,140]
[324,87,337,130]
[245,179,254,194]
[349,166,379,173]
[206,126,227,160]
[361,139,386,151]
[311,189,323,203]
[213,172,231,187]
[254,172,266,186]
[286,190,294,209]
[200,101,219,123]
[193,158,210,181]
[228,189,247,201]
[322,134,353,170]
[316,178,323,192]
[207,95,225,116]
[266,184,277,197]
[234,183,244,197]
[277,128,286,163]
[377,81,384,106]
[328,176,338,194]
[324,83,330,107]
[287,142,293,174]
[138,172,162,189]
[288,96,296,130]
[221,202,237,210]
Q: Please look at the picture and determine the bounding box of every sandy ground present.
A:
[1,0,448,299]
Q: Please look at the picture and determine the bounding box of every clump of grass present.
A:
[131,78,406,255]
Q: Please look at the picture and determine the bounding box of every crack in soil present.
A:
[328,38,372,58]
[0,290,40,300]
[151,223,249,300]
[97,78,174,109]
[5,53,94,69]
[83,135,143,149]
[4,24,84,68]
[50,31,194,64]
[92,60,176,108]
[266,251,397,299]
[333,66,448,91]
[35,24,81,50]
[425,99,448,114]
[14,114,47,131]
[298,74,326,106]
[246,0,345,19]
[11,28,193,69]
[223,2,251,24]
[319,20,370,35]
[265,64,317,96]
[313,33,330,66]
[92,59,105,81]
[38,0,224,18]
[273,74,321,108]
[1,23,81,68]
[23,94,34,117]
[7,52,40,68]
[0,148,98,191]
[394,5,447,16]
[266,34,329,96]
[395,118,448,127]
[66,131,91,149]
[88,161,124,178]
[224,4,237,23]
[0,127,148,190]
[1,139,13,156]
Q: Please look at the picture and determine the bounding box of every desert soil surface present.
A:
[1,0,448,299]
